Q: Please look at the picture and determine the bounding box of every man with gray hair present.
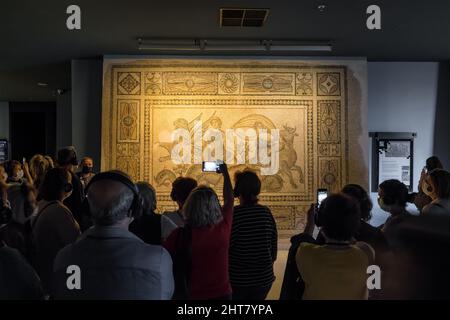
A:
[52,171,174,299]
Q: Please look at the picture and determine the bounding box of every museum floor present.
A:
[267,250,288,299]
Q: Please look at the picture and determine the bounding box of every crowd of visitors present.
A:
[1,149,450,300]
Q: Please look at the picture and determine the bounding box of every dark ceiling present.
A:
[1,0,450,101]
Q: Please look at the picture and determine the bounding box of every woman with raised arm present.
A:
[163,163,234,300]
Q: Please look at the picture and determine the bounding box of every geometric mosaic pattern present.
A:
[102,60,351,239]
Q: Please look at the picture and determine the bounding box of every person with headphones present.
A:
[52,171,174,300]
[32,167,81,295]
[129,181,176,245]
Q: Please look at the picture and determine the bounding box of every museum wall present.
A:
[101,57,368,239]
[367,62,439,225]
[71,59,102,172]
[434,62,450,171]
[0,101,9,140]
[56,90,72,151]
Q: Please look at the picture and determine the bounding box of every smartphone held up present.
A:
[202,160,222,173]
[317,188,328,208]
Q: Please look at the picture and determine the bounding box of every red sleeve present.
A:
[222,204,233,228]
[162,228,180,256]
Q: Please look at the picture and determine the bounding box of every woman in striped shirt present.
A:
[229,170,278,300]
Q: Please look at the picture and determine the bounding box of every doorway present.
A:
[9,102,56,161]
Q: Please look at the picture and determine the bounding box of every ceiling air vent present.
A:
[220,8,269,27]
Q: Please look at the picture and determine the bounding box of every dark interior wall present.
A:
[56,89,72,151]
[8,102,56,161]
[433,62,450,169]
[71,59,102,172]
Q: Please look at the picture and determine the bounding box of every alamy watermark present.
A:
[65,5,381,31]
[65,264,382,291]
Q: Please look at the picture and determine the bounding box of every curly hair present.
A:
[30,154,51,189]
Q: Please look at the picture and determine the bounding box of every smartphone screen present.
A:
[317,189,328,207]
[202,161,218,172]
[314,189,328,239]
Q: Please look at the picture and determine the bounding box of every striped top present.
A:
[229,204,278,287]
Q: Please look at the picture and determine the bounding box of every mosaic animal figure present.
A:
[279,124,304,189]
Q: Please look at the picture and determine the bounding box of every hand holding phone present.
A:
[202,161,220,173]
[317,188,328,208]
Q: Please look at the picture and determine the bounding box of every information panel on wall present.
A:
[371,132,415,192]
[0,139,8,162]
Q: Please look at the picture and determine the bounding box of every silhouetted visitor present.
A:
[163,163,233,300]
[229,170,277,300]
[378,179,411,242]
[381,214,450,299]
[52,171,174,300]
[0,183,37,261]
[4,160,32,186]
[162,177,198,240]
[29,154,51,191]
[421,169,450,216]
[341,184,389,256]
[129,181,176,245]
[0,243,44,300]
[413,156,444,212]
[32,167,80,294]
[0,164,12,225]
[296,194,374,299]
[76,156,95,190]
[57,147,84,224]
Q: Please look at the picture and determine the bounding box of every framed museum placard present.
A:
[0,139,8,163]
[370,132,416,192]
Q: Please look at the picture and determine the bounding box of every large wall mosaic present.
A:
[102,59,367,241]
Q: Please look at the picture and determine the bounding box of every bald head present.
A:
[87,179,134,226]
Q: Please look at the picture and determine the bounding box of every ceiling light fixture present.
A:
[137,39,332,52]
[318,4,327,12]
